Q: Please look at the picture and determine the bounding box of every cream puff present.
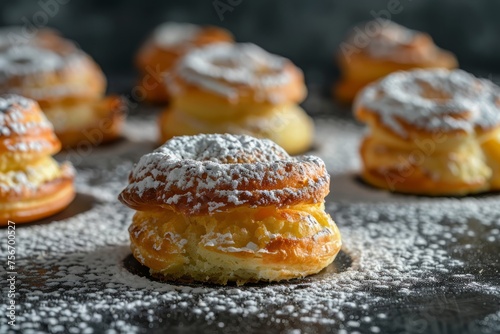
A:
[354,68,500,196]
[160,43,314,155]
[119,134,341,285]
[334,20,458,104]
[135,22,233,104]
[0,33,126,148]
[0,94,75,224]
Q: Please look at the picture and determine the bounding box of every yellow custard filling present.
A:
[0,156,69,192]
[132,203,335,253]
[128,202,341,284]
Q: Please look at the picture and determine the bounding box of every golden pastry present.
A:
[119,134,341,285]
[159,43,314,155]
[0,94,75,224]
[334,20,457,104]
[355,68,500,196]
[135,22,233,104]
[0,41,126,148]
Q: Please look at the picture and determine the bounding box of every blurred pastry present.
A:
[0,94,75,224]
[160,42,314,154]
[355,68,500,195]
[135,22,233,104]
[0,26,75,52]
[119,134,341,285]
[334,20,458,104]
[0,43,126,148]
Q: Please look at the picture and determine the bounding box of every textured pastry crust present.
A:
[159,43,313,154]
[355,69,500,195]
[129,204,341,285]
[482,129,500,189]
[359,133,492,196]
[120,134,329,215]
[0,45,106,103]
[0,95,75,224]
[0,175,74,224]
[119,134,340,285]
[334,20,458,104]
[167,43,306,107]
[0,97,60,165]
[0,34,125,148]
[135,23,233,104]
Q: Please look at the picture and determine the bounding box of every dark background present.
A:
[1,0,500,89]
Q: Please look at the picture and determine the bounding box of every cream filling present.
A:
[0,156,71,194]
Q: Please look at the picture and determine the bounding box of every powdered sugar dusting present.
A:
[355,69,500,138]
[0,94,71,194]
[6,139,52,152]
[155,133,289,163]
[349,20,439,64]
[0,94,53,138]
[0,45,95,99]
[0,45,63,82]
[1,111,498,333]
[152,22,201,48]
[170,43,293,103]
[121,133,328,214]
[362,20,418,60]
